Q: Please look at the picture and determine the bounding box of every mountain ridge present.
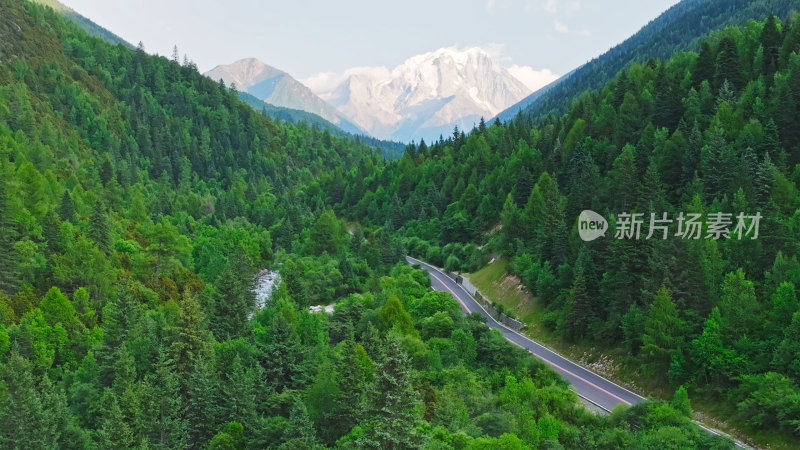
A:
[205,58,365,135]
[314,46,538,143]
[496,0,800,122]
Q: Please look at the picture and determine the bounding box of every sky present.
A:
[59,0,680,92]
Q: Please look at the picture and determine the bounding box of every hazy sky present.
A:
[59,0,680,84]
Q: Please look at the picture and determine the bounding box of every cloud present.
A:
[507,65,560,92]
[553,19,589,36]
[529,0,581,14]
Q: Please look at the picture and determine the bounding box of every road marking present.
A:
[411,257,645,399]
[419,261,633,407]
[427,270,472,313]
[409,257,751,449]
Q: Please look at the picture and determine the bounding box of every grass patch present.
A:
[468,258,584,359]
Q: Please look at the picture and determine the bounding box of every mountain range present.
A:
[205,58,365,135]
[310,47,537,143]
[207,47,548,143]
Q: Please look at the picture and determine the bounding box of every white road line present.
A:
[407,255,752,449]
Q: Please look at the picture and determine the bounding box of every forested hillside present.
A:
[31,0,132,48]
[500,0,800,122]
[237,91,406,160]
[0,1,735,448]
[337,14,800,445]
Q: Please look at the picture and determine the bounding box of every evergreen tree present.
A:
[208,264,253,341]
[771,311,800,379]
[641,287,684,377]
[169,293,209,381]
[283,399,320,447]
[89,200,111,251]
[95,395,136,449]
[714,36,742,90]
[361,333,422,449]
[565,253,593,340]
[186,357,220,448]
[760,15,781,77]
[58,190,75,222]
[671,385,692,417]
[0,178,19,295]
[693,41,715,87]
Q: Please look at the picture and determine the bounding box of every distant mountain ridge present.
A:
[32,0,132,48]
[497,0,800,122]
[205,58,365,135]
[315,47,534,143]
[237,91,407,159]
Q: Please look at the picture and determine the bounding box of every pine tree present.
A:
[89,200,111,251]
[693,41,715,87]
[96,287,142,387]
[255,315,305,391]
[169,293,209,382]
[641,287,683,377]
[714,36,742,90]
[95,394,136,449]
[512,166,534,207]
[718,269,760,342]
[689,308,743,390]
[58,190,75,222]
[772,311,800,379]
[755,151,775,209]
[217,356,256,429]
[0,353,47,448]
[761,15,782,78]
[361,333,422,449]
[671,385,692,417]
[187,357,220,448]
[208,264,253,341]
[100,159,114,186]
[140,349,187,448]
[0,178,19,295]
[42,210,61,256]
[611,144,640,212]
[565,256,593,340]
[702,126,732,201]
[284,399,320,447]
[654,65,682,130]
[336,340,374,430]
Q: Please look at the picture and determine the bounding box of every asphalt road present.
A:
[405,256,750,448]
[406,256,643,412]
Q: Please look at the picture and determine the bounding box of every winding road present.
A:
[406,256,750,448]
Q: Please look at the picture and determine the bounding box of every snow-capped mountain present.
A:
[307,47,541,142]
[204,58,364,134]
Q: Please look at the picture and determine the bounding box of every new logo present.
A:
[578,210,608,242]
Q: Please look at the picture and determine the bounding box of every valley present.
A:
[1,0,799,448]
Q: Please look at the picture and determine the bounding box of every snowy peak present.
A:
[311,47,537,142]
